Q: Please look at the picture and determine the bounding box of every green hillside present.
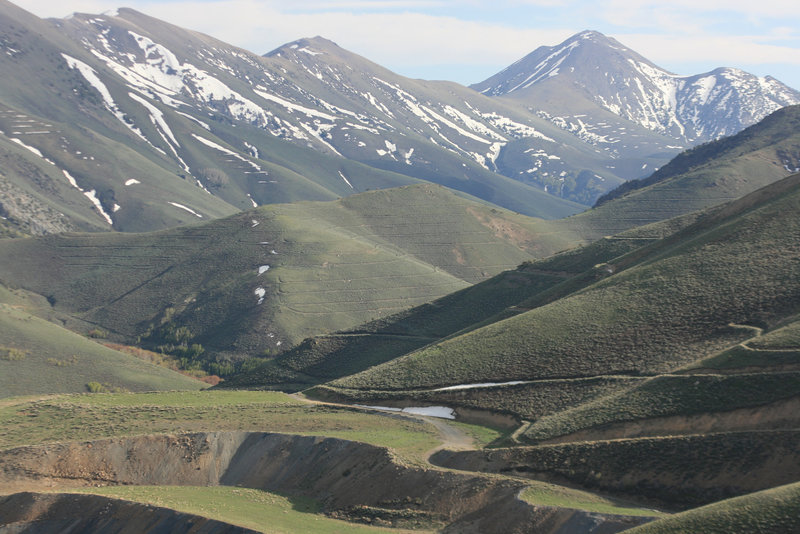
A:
[626,481,800,534]
[0,184,581,374]
[224,213,689,392]
[577,105,800,238]
[326,173,800,397]
[0,297,203,397]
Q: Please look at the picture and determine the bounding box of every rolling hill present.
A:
[310,172,800,411]
[0,184,583,373]
[0,285,205,397]
[224,106,800,392]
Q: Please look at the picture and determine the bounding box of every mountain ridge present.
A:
[473,30,800,144]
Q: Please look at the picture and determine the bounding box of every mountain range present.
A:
[3,1,800,531]
[1,0,798,238]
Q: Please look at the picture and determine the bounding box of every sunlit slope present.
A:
[0,301,203,397]
[224,214,688,392]
[0,185,574,360]
[329,173,800,391]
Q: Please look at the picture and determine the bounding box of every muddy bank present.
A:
[0,431,653,533]
[0,491,256,533]
[432,430,800,508]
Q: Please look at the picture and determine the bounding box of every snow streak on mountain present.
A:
[473,30,800,143]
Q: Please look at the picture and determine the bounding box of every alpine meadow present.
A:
[2,0,800,532]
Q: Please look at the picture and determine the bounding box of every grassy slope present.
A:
[0,390,474,464]
[689,316,800,371]
[626,481,800,534]
[0,301,203,398]
[328,173,800,393]
[520,316,800,442]
[579,105,800,238]
[225,213,690,392]
[0,184,582,362]
[522,371,800,442]
[68,486,430,533]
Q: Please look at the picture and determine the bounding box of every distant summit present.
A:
[473,30,800,143]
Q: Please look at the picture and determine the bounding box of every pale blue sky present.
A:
[13,0,800,89]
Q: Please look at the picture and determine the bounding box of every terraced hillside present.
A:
[223,213,690,392]
[626,481,800,533]
[0,184,581,371]
[313,173,800,420]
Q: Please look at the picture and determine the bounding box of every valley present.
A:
[2,0,800,532]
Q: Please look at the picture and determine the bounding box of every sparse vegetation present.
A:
[85,381,106,393]
[627,481,800,533]
[0,345,27,361]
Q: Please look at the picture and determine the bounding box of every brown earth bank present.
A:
[0,431,653,534]
[0,491,258,533]
[431,430,800,509]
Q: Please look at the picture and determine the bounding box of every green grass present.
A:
[689,318,800,371]
[522,372,800,442]
[328,174,800,393]
[521,482,664,517]
[228,211,699,392]
[0,302,204,398]
[626,481,800,533]
[0,390,445,463]
[0,183,587,369]
[67,486,430,533]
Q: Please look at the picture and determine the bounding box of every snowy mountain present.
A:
[2,2,798,235]
[473,30,800,144]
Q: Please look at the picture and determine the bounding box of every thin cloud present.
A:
[10,0,800,88]
[618,33,800,68]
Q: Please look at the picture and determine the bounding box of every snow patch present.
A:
[62,170,79,188]
[338,171,354,189]
[434,381,528,391]
[124,178,141,186]
[258,265,270,275]
[191,134,263,172]
[84,189,113,225]
[253,88,336,121]
[175,111,210,130]
[254,287,266,305]
[168,201,202,218]
[62,53,152,146]
[10,138,45,159]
